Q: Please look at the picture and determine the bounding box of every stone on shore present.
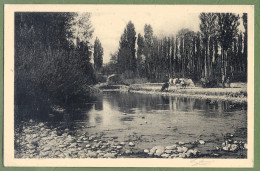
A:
[104,153,117,158]
[87,151,97,158]
[154,148,165,156]
[165,145,177,150]
[199,140,205,145]
[125,150,132,154]
[161,153,170,158]
[144,149,149,153]
[230,144,238,152]
[129,142,135,147]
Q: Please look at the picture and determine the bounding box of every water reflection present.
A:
[15,91,247,147]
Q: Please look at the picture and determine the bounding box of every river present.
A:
[14,91,247,158]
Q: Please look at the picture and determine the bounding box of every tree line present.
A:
[15,12,99,106]
[103,13,247,84]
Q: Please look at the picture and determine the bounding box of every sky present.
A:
[86,5,245,64]
[90,11,201,63]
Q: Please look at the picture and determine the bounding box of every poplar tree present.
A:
[94,37,104,71]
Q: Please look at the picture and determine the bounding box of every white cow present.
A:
[168,78,180,89]
[169,78,195,89]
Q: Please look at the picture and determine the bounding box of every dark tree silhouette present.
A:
[94,37,104,71]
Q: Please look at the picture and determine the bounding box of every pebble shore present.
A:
[15,121,247,158]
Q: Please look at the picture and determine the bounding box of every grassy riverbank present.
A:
[96,82,247,103]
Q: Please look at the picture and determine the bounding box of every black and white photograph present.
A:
[4,5,254,167]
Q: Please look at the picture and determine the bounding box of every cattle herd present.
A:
[161,78,195,91]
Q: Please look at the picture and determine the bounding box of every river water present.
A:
[15,91,247,158]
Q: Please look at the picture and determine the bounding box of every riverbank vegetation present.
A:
[15,13,101,109]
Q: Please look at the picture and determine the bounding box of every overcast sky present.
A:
[90,11,201,63]
[86,4,245,64]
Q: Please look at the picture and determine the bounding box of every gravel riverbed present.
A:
[15,121,247,159]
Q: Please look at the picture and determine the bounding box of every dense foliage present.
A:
[94,37,104,72]
[15,12,96,106]
[117,21,137,78]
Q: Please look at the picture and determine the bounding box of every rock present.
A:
[129,142,135,147]
[58,144,67,148]
[41,133,47,137]
[116,146,122,149]
[185,149,194,158]
[83,138,88,141]
[96,150,102,154]
[78,153,86,158]
[227,144,231,149]
[69,143,77,148]
[165,150,173,154]
[177,146,187,153]
[149,146,164,156]
[112,136,118,139]
[182,147,188,153]
[155,148,165,156]
[227,139,233,143]
[230,144,238,152]
[89,136,96,141]
[77,140,83,143]
[54,151,62,156]
[165,145,177,150]
[31,137,41,144]
[199,140,205,145]
[170,154,179,158]
[98,153,105,157]
[178,142,185,145]
[144,149,149,153]
[39,123,44,127]
[58,153,66,158]
[212,153,220,157]
[42,146,51,152]
[64,152,71,158]
[85,144,91,148]
[161,153,170,158]
[184,144,194,149]
[244,143,248,149]
[125,150,132,154]
[120,142,126,146]
[87,151,97,158]
[148,152,154,156]
[179,153,186,158]
[104,153,117,158]
[177,147,182,153]
[223,146,229,151]
[26,144,35,150]
[40,151,51,158]
[192,149,199,156]
[216,147,220,150]
[28,149,36,154]
[149,147,157,154]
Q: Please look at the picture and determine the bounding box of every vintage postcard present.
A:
[4,4,254,167]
